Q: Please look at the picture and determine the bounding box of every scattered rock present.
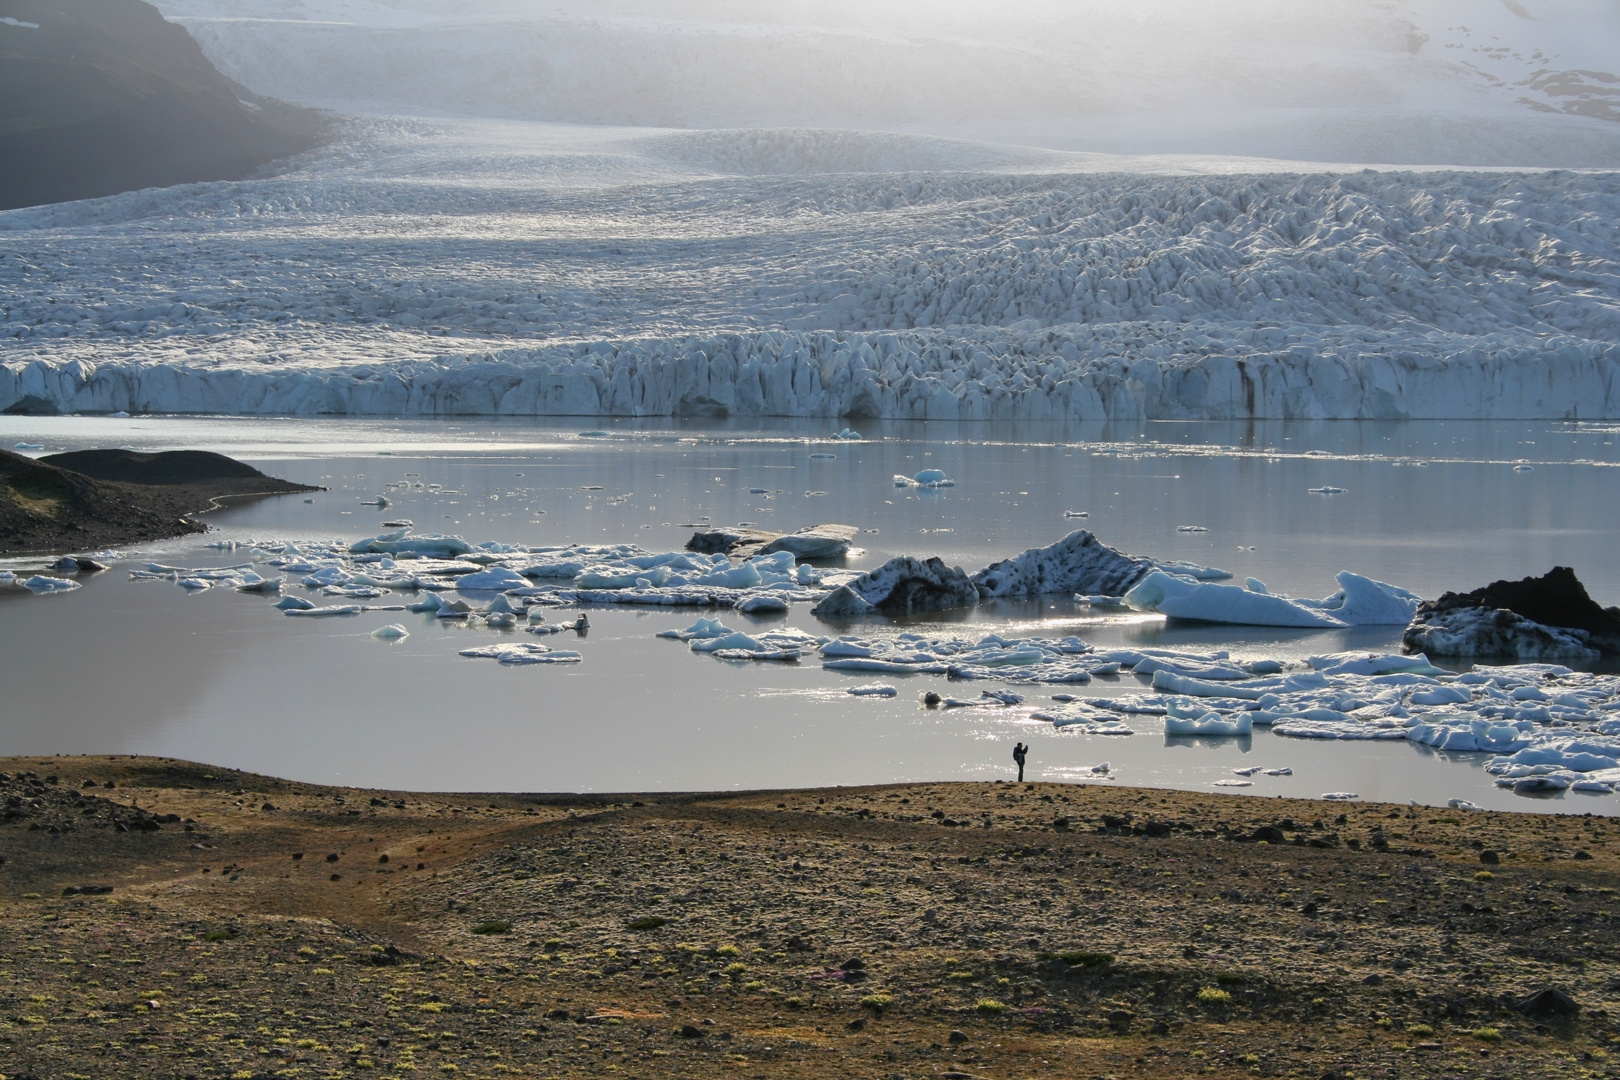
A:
[1480,849,1500,865]
[1516,987,1580,1017]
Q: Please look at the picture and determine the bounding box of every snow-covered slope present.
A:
[3,118,1618,420]
[151,0,1620,167]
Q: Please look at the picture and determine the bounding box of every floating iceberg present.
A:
[811,555,978,617]
[459,643,583,665]
[21,575,79,593]
[970,529,1154,600]
[1125,570,1420,627]
[894,469,955,488]
[847,684,898,697]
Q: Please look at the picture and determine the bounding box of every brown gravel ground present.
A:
[3,755,1620,1080]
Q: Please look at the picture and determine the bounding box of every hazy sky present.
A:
[159,0,1620,161]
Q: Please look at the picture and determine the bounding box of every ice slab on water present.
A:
[1125,570,1420,627]
[21,575,79,593]
[459,643,583,665]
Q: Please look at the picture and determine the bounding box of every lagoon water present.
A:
[2,414,1617,811]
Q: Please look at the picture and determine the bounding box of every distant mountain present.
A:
[155,0,1620,167]
[0,0,325,210]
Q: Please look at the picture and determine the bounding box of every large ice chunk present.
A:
[813,555,978,617]
[1125,570,1420,627]
[970,530,1154,600]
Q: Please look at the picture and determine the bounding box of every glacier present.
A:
[4,119,1620,420]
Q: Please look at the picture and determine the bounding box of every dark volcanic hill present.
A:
[0,0,326,211]
[0,448,318,553]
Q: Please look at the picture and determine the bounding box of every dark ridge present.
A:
[0,448,318,554]
[0,0,326,211]
[41,448,270,485]
[1420,566,1620,653]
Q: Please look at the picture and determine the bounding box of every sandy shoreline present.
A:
[2,755,1617,1078]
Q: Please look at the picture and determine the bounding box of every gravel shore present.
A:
[2,755,1617,1078]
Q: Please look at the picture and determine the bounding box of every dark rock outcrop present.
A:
[1,447,318,554]
[1402,567,1620,658]
[0,0,325,211]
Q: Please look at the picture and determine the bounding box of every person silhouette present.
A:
[1012,741,1028,783]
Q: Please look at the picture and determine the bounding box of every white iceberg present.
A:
[21,575,79,593]
[459,643,582,665]
[455,566,529,591]
[1125,570,1420,627]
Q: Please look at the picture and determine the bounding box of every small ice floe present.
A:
[22,575,80,593]
[1233,766,1264,776]
[1164,700,1253,736]
[657,617,732,640]
[1176,525,1208,532]
[848,685,898,697]
[13,442,43,450]
[1513,464,1534,472]
[893,469,956,488]
[578,430,609,438]
[1263,767,1292,776]
[360,495,391,507]
[1447,798,1484,811]
[276,595,315,610]
[236,573,281,594]
[736,594,789,614]
[1212,779,1253,787]
[809,452,837,460]
[1035,709,1134,734]
[1063,510,1089,518]
[285,604,363,617]
[1321,792,1360,801]
[459,643,582,665]
[835,428,862,440]
[372,624,409,640]
[1307,486,1348,494]
[0,571,14,585]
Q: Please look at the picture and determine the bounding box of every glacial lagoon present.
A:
[3,413,1618,811]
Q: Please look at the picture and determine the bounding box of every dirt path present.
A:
[2,755,1617,1078]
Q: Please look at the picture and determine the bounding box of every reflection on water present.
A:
[1,414,1616,811]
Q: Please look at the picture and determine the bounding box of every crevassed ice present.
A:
[4,134,1620,420]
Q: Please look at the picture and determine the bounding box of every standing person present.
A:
[1012,741,1028,783]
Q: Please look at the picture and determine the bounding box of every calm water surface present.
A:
[2,415,1617,812]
